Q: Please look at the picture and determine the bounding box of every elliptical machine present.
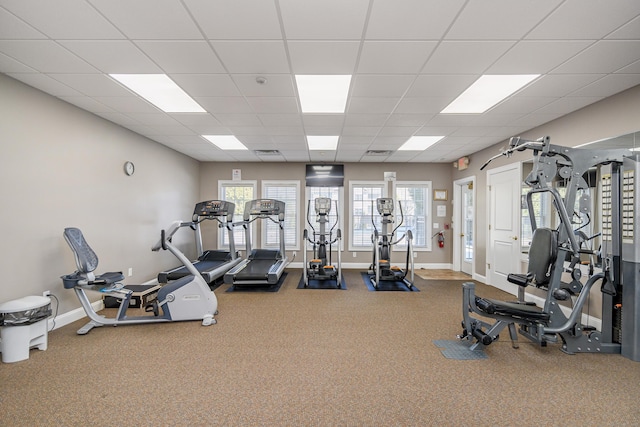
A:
[302,197,342,288]
[61,223,218,335]
[368,198,414,290]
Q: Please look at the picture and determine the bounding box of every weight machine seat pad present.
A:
[475,297,550,323]
[527,227,558,286]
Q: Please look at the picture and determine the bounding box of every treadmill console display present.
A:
[194,200,234,217]
[315,197,332,215]
[249,199,284,215]
[377,198,394,215]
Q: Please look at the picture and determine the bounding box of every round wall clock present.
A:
[123,161,135,176]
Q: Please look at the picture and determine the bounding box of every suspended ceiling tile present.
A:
[135,41,225,74]
[366,0,465,40]
[211,40,290,74]
[60,40,162,74]
[527,0,640,40]
[185,0,282,39]
[357,41,438,74]
[245,97,299,114]
[350,75,416,98]
[49,73,134,96]
[287,41,360,74]
[7,72,83,96]
[0,40,98,73]
[170,74,240,97]
[89,0,202,39]
[1,0,122,39]
[447,0,562,40]
[279,0,369,40]
[553,40,640,74]
[423,41,514,74]
[232,74,296,97]
[0,7,46,39]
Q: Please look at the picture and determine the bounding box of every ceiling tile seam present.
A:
[340,0,375,162]
[271,0,308,159]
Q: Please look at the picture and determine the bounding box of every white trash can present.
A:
[0,296,51,363]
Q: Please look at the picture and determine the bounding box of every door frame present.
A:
[453,176,476,278]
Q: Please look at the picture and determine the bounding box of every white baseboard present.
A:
[287,262,452,270]
[48,300,102,331]
[472,273,487,284]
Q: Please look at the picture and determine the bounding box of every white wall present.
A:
[0,74,201,315]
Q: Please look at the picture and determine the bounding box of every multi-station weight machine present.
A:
[460,135,640,361]
[302,197,342,288]
[369,198,414,290]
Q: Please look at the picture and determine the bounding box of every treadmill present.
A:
[158,200,242,285]
[224,199,288,287]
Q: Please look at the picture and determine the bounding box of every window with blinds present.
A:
[349,181,385,251]
[305,186,344,250]
[393,181,431,250]
[218,180,256,249]
[262,180,300,250]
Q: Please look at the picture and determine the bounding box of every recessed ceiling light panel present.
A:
[398,136,445,151]
[441,74,539,114]
[307,135,339,150]
[202,135,248,150]
[295,75,351,113]
[110,74,205,113]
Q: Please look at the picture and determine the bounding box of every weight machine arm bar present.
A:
[480,136,549,170]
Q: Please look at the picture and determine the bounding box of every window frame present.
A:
[261,180,300,251]
[392,181,432,252]
[217,180,257,250]
[304,186,345,252]
[348,180,387,252]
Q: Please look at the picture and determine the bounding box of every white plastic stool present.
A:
[0,296,51,363]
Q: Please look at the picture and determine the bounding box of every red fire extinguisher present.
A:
[433,231,445,248]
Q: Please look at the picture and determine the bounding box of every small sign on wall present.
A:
[384,171,396,181]
[232,169,241,181]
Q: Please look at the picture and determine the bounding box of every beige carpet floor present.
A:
[1,269,639,426]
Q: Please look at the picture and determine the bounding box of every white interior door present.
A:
[487,163,521,294]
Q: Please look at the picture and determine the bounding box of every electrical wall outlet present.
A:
[43,290,51,297]
[128,267,133,277]
[353,251,357,258]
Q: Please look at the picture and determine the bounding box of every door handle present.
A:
[511,236,518,241]
[460,233,465,237]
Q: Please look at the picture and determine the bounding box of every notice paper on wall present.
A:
[437,205,446,217]
[232,169,241,180]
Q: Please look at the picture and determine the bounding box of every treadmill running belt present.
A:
[165,259,226,281]
[234,259,277,280]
